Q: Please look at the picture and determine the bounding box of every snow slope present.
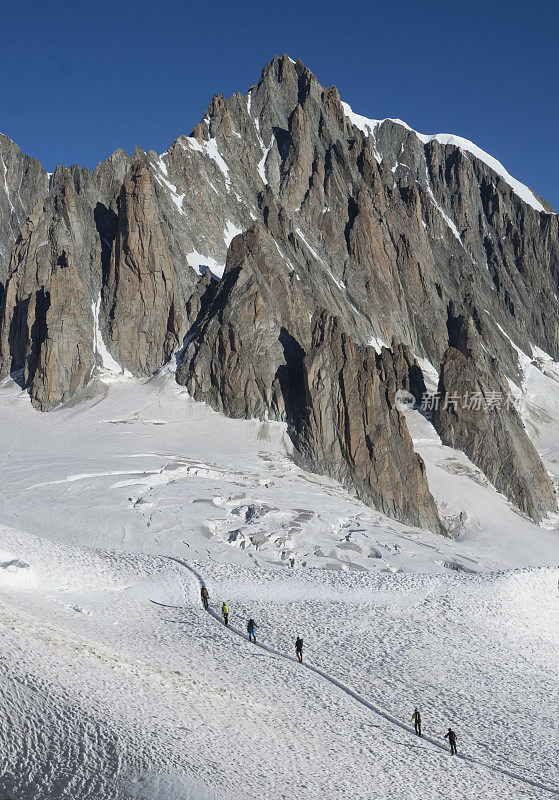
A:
[0,527,557,799]
[1,368,559,799]
[0,368,557,574]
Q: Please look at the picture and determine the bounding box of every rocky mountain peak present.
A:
[0,56,557,529]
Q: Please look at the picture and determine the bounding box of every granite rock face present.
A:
[432,307,556,521]
[103,160,185,375]
[291,310,443,532]
[0,134,49,295]
[178,228,444,531]
[0,55,557,526]
[177,223,311,421]
[0,169,99,409]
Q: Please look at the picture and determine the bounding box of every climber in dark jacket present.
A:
[247,618,257,643]
[295,636,304,663]
[445,727,458,754]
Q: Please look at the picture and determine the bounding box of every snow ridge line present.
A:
[165,557,559,797]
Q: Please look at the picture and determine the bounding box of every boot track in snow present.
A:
[162,556,559,797]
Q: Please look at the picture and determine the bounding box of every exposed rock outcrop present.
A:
[102,160,185,375]
[177,224,310,420]
[432,306,556,521]
[376,340,427,405]
[0,133,49,289]
[291,310,444,532]
[0,171,99,410]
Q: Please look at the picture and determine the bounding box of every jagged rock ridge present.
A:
[432,305,555,522]
[291,310,443,532]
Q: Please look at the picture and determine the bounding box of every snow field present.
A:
[197,561,559,792]
[0,371,558,576]
[1,343,559,798]
[1,525,557,799]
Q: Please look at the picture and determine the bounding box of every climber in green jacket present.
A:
[412,708,421,736]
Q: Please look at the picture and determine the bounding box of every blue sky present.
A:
[1,0,557,207]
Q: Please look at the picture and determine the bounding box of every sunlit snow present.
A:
[186,249,225,278]
[223,220,242,247]
[0,368,558,798]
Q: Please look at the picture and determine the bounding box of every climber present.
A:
[200,585,209,611]
[412,708,421,736]
[247,618,257,643]
[295,636,304,663]
[445,727,458,755]
[221,601,229,627]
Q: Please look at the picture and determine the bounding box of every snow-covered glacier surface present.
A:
[0,370,558,799]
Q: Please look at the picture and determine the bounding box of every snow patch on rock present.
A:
[223,221,242,248]
[92,296,131,376]
[186,250,225,279]
[185,137,231,190]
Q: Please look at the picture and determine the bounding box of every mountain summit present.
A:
[0,55,557,529]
